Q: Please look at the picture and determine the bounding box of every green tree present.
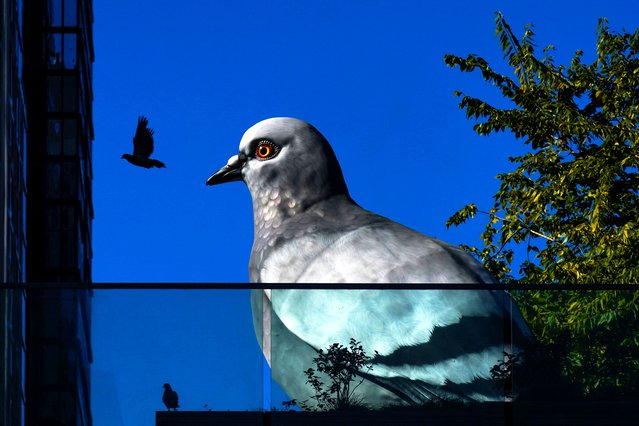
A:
[444,13,639,398]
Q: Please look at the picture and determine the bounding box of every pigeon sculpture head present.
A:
[207,117,349,219]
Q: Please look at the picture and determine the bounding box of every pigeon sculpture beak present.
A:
[206,154,244,186]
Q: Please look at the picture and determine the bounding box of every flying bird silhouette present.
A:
[121,116,166,168]
[162,383,179,411]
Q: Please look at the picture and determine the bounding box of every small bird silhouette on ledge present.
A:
[122,116,166,168]
[162,383,179,411]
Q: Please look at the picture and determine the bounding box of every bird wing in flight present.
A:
[133,116,155,158]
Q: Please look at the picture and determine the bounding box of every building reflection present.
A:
[1,0,94,425]
[1,0,29,425]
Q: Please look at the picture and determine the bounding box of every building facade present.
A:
[1,0,28,425]
[22,0,95,425]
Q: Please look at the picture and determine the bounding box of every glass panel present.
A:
[46,163,61,198]
[47,33,62,69]
[45,230,61,267]
[62,75,77,112]
[61,205,74,230]
[42,391,74,425]
[78,235,85,278]
[61,230,76,268]
[63,33,77,69]
[63,119,78,155]
[17,32,24,79]
[41,299,62,339]
[267,288,526,410]
[47,75,62,112]
[63,0,78,27]
[62,162,77,198]
[46,205,61,230]
[90,290,265,419]
[49,0,63,26]
[42,345,60,385]
[47,119,62,155]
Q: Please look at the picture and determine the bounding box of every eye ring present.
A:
[255,140,279,161]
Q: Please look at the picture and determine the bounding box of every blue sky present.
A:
[90,1,639,424]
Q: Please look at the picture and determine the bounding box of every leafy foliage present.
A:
[490,351,520,399]
[444,12,639,398]
[283,338,376,411]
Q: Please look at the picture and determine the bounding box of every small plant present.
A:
[490,351,520,399]
[284,338,376,411]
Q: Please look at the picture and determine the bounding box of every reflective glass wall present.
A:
[1,0,28,424]
[88,287,638,426]
[23,0,94,424]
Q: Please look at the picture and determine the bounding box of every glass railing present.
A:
[5,285,638,426]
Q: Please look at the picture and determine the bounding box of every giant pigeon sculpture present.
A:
[121,116,166,168]
[206,117,532,408]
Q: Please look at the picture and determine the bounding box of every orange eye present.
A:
[257,144,271,158]
[255,141,278,160]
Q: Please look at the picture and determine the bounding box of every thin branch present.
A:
[478,209,588,257]
[528,228,555,241]
[478,209,555,241]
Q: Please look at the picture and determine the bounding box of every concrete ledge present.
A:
[156,402,639,426]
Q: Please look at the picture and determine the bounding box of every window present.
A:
[47,33,77,70]
[47,75,62,112]
[64,0,78,27]
[47,119,62,155]
[63,33,77,69]
[63,119,78,155]
[46,163,62,198]
[45,161,79,200]
[47,33,62,69]
[62,162,78,198]
[49,0,78,27]
[47,119,79,156]
[45,205,77,268]
[63,75,78,112]
[61,228,76,268]
[49,0,63,26]
[42,345,61,385]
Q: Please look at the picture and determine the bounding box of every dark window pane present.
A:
[46,231,61,267]
[62,162,77,198]
[46,206,61,230]
[47,75,62,112]
[47,33,62,69]
[62,76,77,112]
[47,119,62,155]
[63,33,77,69]
[63,0,77,27]
[61,230,76,268]
[63,119,78,155]
[78,237,85,278]
[46,163,61,198]
[61,205,75,230]
[49,0,62,26]
[42,345,61,385]
[60,206,77,268]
